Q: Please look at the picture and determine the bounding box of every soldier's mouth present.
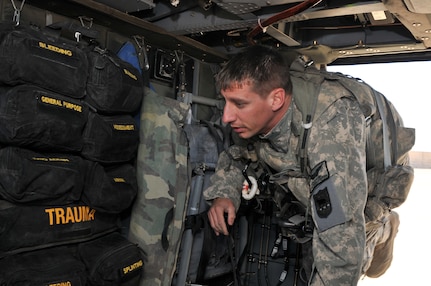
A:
[231,127,244,133]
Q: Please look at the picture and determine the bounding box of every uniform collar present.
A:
[258,103,294,153]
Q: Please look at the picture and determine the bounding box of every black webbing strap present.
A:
[161,207,174,251]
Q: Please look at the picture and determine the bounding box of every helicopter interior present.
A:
[12,0,431,66]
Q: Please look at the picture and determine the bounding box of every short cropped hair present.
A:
[215,45,292,97]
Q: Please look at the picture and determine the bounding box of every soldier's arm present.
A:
[203,147,245,235]
[307,97,367,286]
[203,147,245,210]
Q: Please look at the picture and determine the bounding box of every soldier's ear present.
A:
[270,88,287,111]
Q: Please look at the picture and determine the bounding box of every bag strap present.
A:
[374,91,391,168]
[290,58,325,175]
[384,96,399,165]
[373,90,399,168]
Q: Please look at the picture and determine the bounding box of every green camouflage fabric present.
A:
[204,78,368,285]
[128,87,191,286]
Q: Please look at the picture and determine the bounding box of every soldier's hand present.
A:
[207,197,236,236]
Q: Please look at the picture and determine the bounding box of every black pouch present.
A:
[82,112,139,164]
[0,200,119,257]
[78,232,144,286]
[85,46,144,114]
[0,84,88,152]
[0,245,87,286]
[83,163,138,214]
[0,23,88,98]
[0,146,88,204]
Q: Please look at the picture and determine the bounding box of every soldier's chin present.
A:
[235,129,253,139]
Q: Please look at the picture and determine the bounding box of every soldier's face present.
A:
[221,83,280,139]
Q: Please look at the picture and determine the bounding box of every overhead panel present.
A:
[385,0,431,48]
[403,0,431,14]
[94,0,155,13]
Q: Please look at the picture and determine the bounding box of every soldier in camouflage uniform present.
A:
[203,45,368,285]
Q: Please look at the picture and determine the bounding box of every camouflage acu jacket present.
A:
[204,80,368,286]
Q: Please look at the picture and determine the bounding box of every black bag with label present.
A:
[0,245,88,286]
[0,23,88,98]
[85,46,144,114]
[83,163,138,214]
[0,200,120,257]
[0,146,89,205]
[82,112,139,164]
[0,84,88,152]
[78,232,144,286]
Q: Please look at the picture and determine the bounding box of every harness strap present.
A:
[161,207,174,251]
